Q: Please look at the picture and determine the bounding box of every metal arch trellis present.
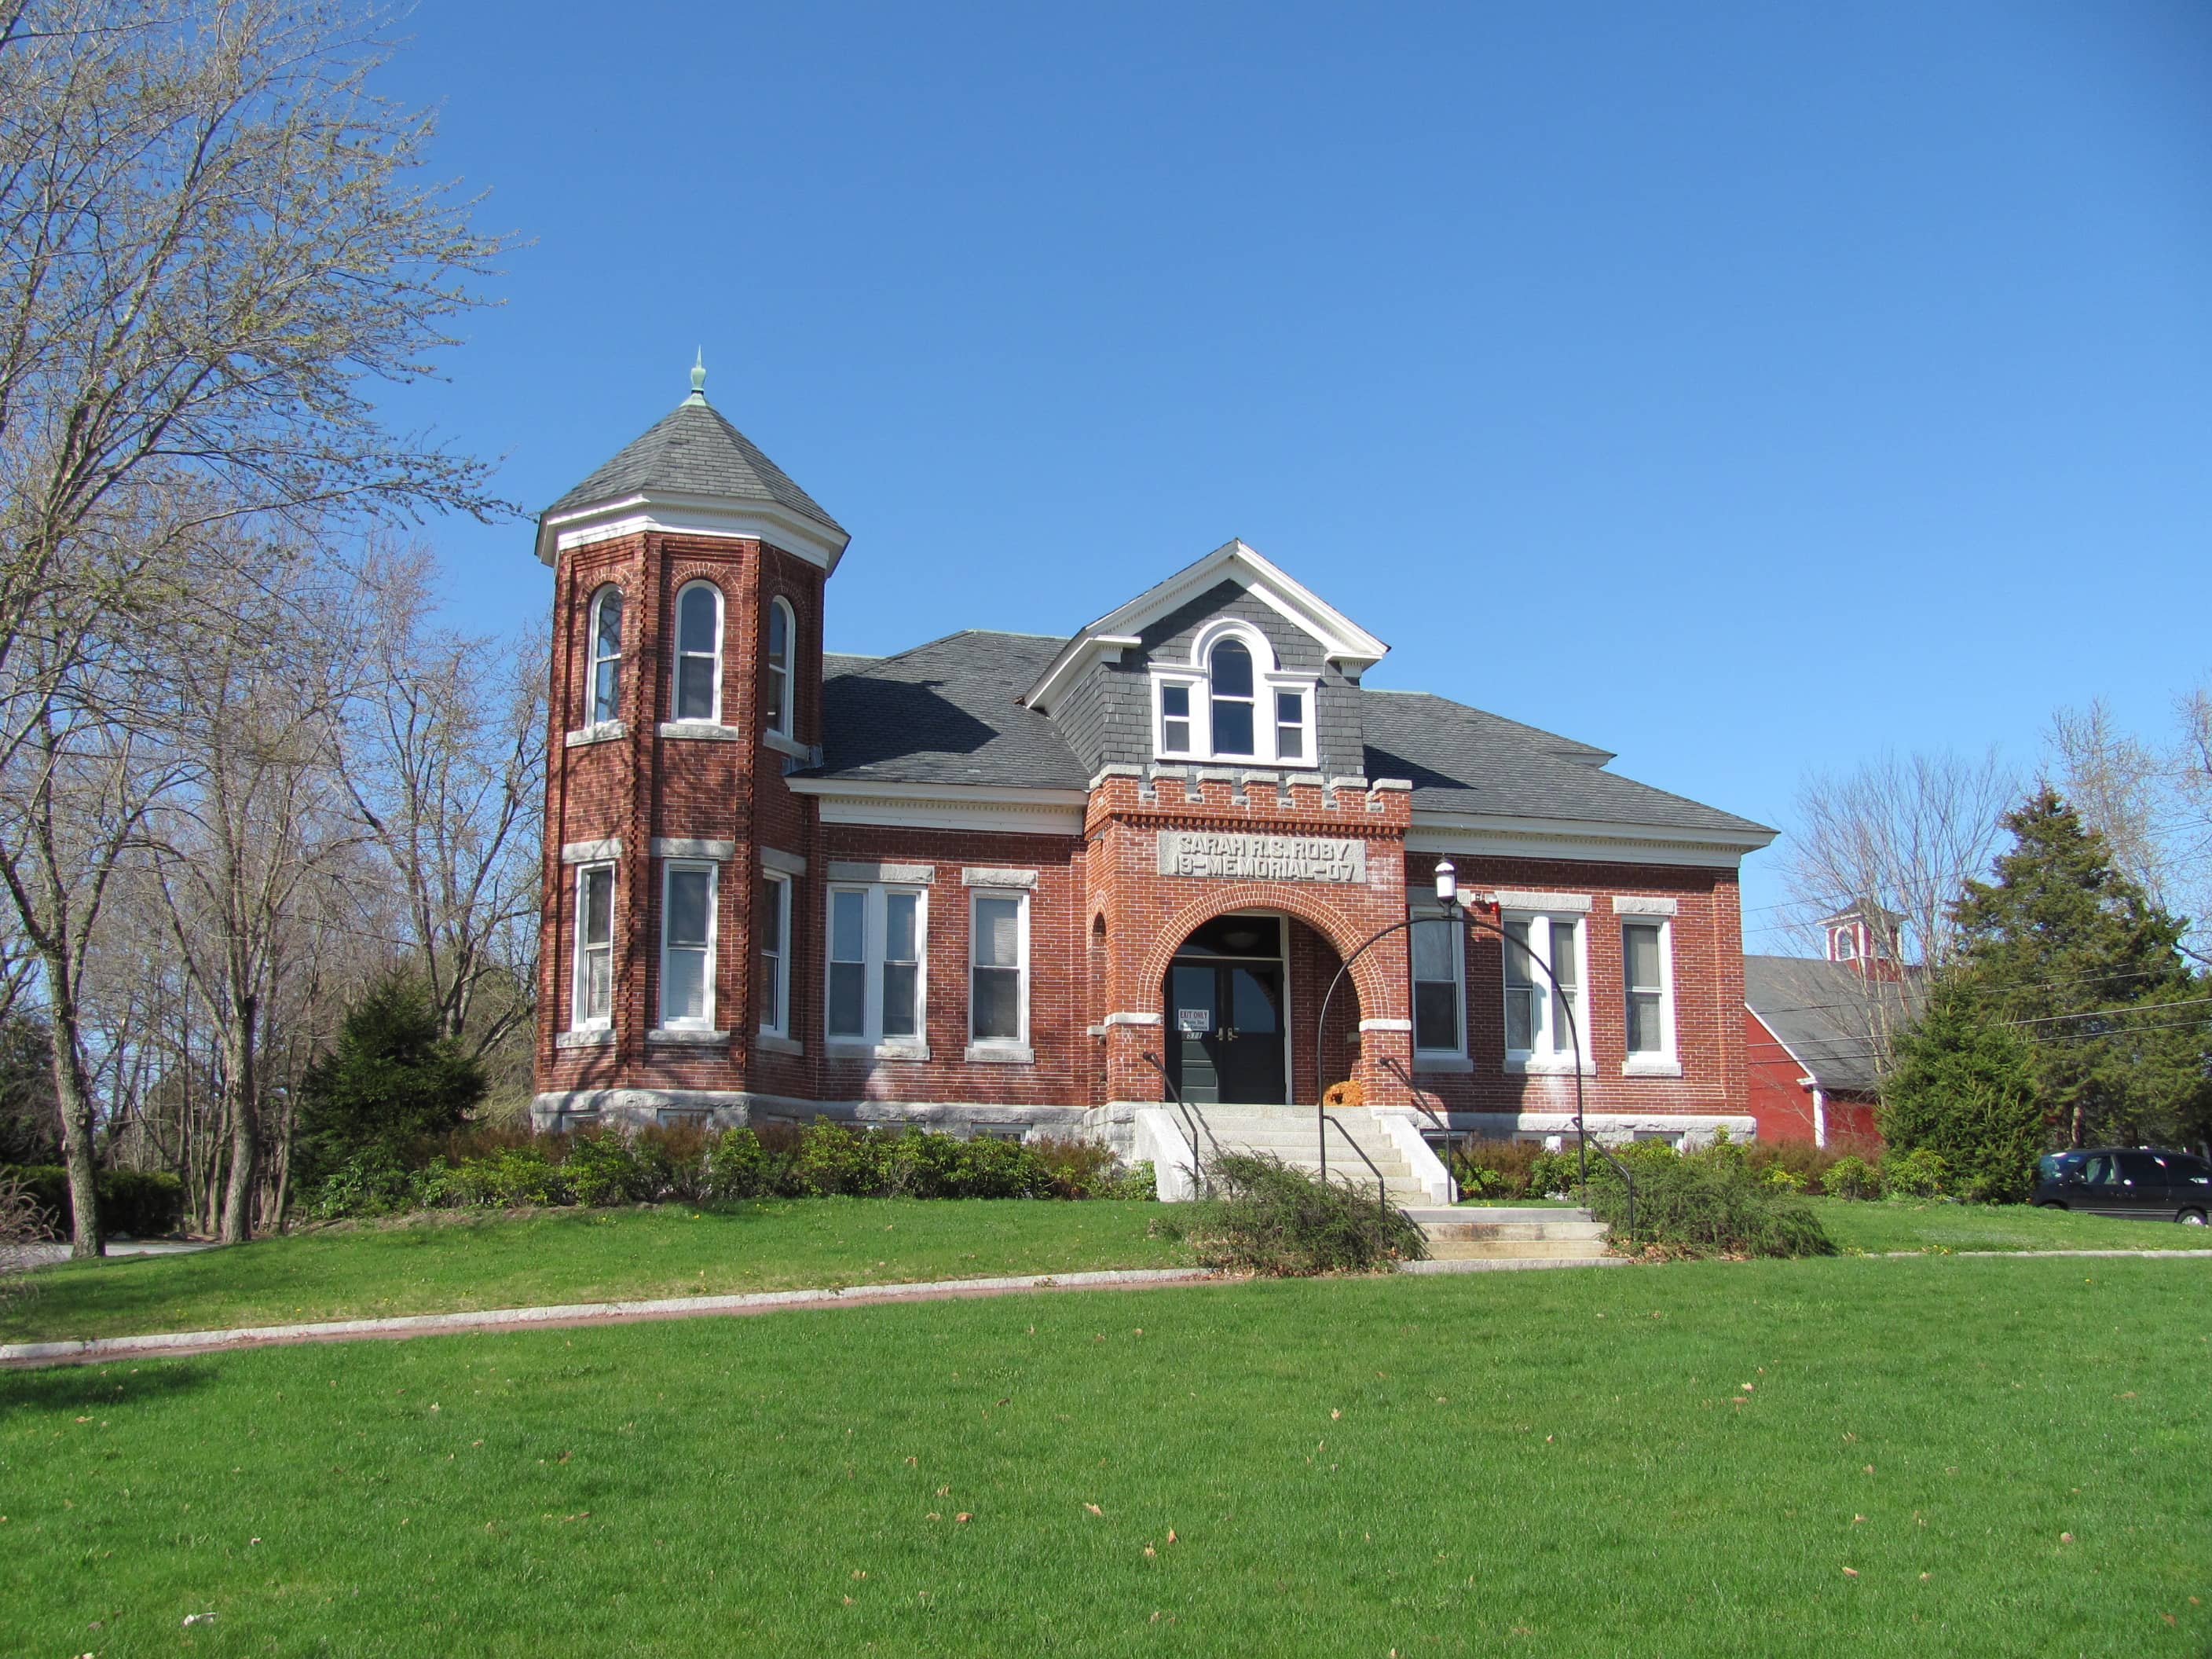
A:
[1309,884,1635,1231]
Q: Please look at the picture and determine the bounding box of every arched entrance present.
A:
[1163,913,1288,1104]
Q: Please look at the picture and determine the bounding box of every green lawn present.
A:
[2,1199,1191,1345]
[2,1255,2204,1657]
[1810,1198,2210,1255]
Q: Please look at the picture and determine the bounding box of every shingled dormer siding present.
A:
[1061,580,1365,777]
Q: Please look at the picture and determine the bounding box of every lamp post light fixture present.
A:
[1434,857,1456,910]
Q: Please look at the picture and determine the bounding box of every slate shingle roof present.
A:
[1359,688,1771,837]
[809,632,1774,846]
[1744,955,1923,1095]
[543,401,845,534]
[816,633,1087,789]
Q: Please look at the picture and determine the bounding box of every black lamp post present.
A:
[1312,858,1595,1192]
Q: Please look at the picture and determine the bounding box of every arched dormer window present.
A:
[1208,638,1255,756]
[588,585,624,725]
[1152,621,1317,766]
[672,580,724,723]
[766,595,795,736]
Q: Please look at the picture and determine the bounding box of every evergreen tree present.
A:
[1950,788,2210,1149]
[1879,983,2045,1200]
[295,976,486,1181]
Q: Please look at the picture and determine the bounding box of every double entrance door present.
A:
[1166,953,1286,1105]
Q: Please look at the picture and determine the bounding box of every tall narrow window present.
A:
[1208,639,1254,755]
[572,864,615,1029]
[659,862,716,1029]
[882,892,920,1038]
[672,582,723,722]
[588,587,624,724]
[970,892,1026,1044]
[1503,918,1536,1052]
[1502,911,1586,1068]
[1411,917,1462,1056]
[766,597,795,735]
[1624,921,1671,1057]
[1274,689,1306,761]
[756,873,791,1038]
[828,888,867,1038]
[1160,683,1192,753]
[826,884,928,1048]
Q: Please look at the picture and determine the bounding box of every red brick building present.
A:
[531,372,1778,1166]
[1744,904,1918,1148]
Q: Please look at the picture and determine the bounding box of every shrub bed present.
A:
[306,1122,1154,1221]
[1584,1157,1835,1259]
[1160,1152,1428,1276]
[0,1165,185,1239]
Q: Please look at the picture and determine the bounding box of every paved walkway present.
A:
[17,1240,221,1269]
[2,1247,2202,1372]
[0,1254,1628,1369]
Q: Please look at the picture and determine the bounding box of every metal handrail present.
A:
[1311,899,1633,1237]
[1319,1111,1390,1225]
[1141,1052,1221,1199]
[1379,1055,1460,1206]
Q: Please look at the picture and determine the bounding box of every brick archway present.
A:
[1131,884,1404,1031]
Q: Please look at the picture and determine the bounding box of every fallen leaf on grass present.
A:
[2060,1532,2074,1544]
[1086,1503,1103,1516]
[1331,1409,1341,1421]
[955,1513,972,1524]
[1144,1544,1155,1558]
[1841,1568,1859,1578]
[1166,1529,1177,1544]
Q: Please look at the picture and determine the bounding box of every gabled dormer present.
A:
[1020,539,1389,781]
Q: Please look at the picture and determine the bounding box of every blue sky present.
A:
[372,2,2212,950]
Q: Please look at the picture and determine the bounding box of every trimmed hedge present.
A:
[1,1164,185,1239]
[307,1122,1155,1221]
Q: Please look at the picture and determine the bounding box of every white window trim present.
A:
[825,882,931,1059]
[1147,618,1320,767]
[758,870,792,1040]
[1502,910,1594,1075]
[966,887,1032,1062]
[656,859,720,1033]
[766,595,797,737]
[570,862,616,1032]
[587,584,624,727]
[670,579,726,725]
[1621,915,1681,1077]
[1410,914,1468,1068]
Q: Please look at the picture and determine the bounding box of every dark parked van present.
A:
[2034,1148,2212,1225]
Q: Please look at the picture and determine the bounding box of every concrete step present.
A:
[1402,1207,1595,1227]
[1423,1221,1610,1243]
[1426,1237,1613,1261]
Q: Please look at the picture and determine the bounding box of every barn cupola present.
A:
[533,358,850,572]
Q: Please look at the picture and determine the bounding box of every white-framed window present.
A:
[969,890,1028,1046]
[1148,621,1320,766]
[571,862,615,1030]
[1273,688,1309,762]
[766,595,795,736]
[671,580,724,723]
[826,884,928,1049]
[756,872,791,1038]
[1829,925,1857,961]
[1411,917,1463,1057]
[1159,680,1196,755]
[1623,918,1677,1070]
[1503,911,1586,1070]
[587,585,624,725]
[658,862,718,1030]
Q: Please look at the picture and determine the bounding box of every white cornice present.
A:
[1021,538,1390,714]
[1409,809,1775,870]
[786,778,1089,836]
[537,490,852,573]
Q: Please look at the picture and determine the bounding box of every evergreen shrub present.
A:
[1584,1158,1833,1259]
[2,1164,185,1237]
[1880,1148,1946,1200]
[1822,1155,1881,1200]
[1169,1152,1428,1276]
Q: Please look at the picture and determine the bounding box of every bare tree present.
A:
[1782,748,2020,970]
[0,0,510,1256]
[337,547,544,1058]
[2050,690,2212,965]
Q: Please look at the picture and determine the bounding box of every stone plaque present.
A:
[1155,829,1366,884]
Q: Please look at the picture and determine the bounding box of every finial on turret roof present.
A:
[683,349,708,406]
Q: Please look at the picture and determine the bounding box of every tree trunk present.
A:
[220,994,258,1243]
[42,968,103,1258]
